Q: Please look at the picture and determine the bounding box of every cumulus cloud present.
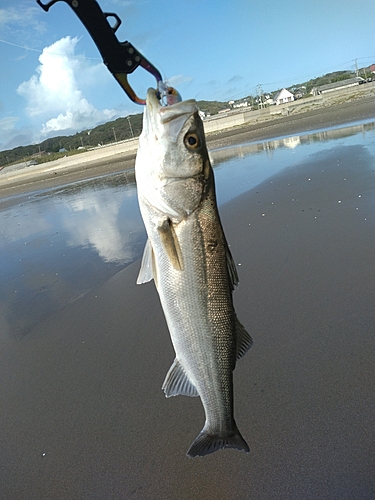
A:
[17,36,123,139]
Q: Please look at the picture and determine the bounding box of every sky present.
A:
[0,0,374,151]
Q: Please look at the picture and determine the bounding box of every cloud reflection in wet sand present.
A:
[63,188,141,264]
[0,173,145,336]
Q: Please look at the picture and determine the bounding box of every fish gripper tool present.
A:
[36,0,163,104]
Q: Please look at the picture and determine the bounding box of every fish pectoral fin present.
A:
[157,219,183,271]
[225,243,239,290]
[235,316,253,360]
[137,239,156,285]
[162,359,198,398]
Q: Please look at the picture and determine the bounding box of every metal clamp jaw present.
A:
[36,0,163,104]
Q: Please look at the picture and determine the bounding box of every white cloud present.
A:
[0,117,35,151]
[0,7,22,27]
[0,5,46,37]
[0,116,18,131]
[17,36,124,139]
[166,74,193,88]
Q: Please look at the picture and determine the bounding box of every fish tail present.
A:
[186,425,249,458]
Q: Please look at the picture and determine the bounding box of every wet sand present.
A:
[1,126,375,498]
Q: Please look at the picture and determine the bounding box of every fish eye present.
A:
[184,133,200,149]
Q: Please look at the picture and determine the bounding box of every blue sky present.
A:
[0,0,374,151]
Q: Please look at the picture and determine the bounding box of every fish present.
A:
[135,88,253,457]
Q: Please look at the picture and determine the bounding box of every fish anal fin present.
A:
[225,244,239,290]
[137,239,157,285]
[235,316,253,360]
[162,359,198,398]
[187,424,250,457]
[157,219,183,271]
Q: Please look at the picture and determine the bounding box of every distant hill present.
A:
[0,114,144,168]
[196,100,229,115]
[288,70,356,94]
[0,99,227,168]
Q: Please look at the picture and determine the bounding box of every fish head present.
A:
[136,88,210,220]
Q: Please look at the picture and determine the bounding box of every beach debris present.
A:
[135,89,252,457]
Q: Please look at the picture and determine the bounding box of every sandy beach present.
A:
[1,101,375,499]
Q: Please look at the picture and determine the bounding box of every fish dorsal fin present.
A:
[137,239,156,285]
[157,219,183,271]
[235,316,253,360]
[162,358,199,398]
[226,243,239,290]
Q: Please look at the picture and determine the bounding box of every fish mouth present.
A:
[145,88,162,111]
[145,88,198,128]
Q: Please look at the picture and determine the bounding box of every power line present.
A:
[0,38,42,53]
[0,37,101,59]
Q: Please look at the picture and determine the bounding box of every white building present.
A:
[232,101,248,109]
[273,88,295,105]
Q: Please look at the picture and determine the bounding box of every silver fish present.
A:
[135,88,252,457]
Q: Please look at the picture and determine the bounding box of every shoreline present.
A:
[0,95,374,199]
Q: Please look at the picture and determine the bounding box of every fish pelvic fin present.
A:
[187,424,250,458]
[137,239,156,285]
[235,316,253,360]
[162,358,199,398]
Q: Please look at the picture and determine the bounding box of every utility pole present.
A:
[257,84,264,109]
[355,58,359,78]
[112,127,117,143]
[127,116,134,140]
